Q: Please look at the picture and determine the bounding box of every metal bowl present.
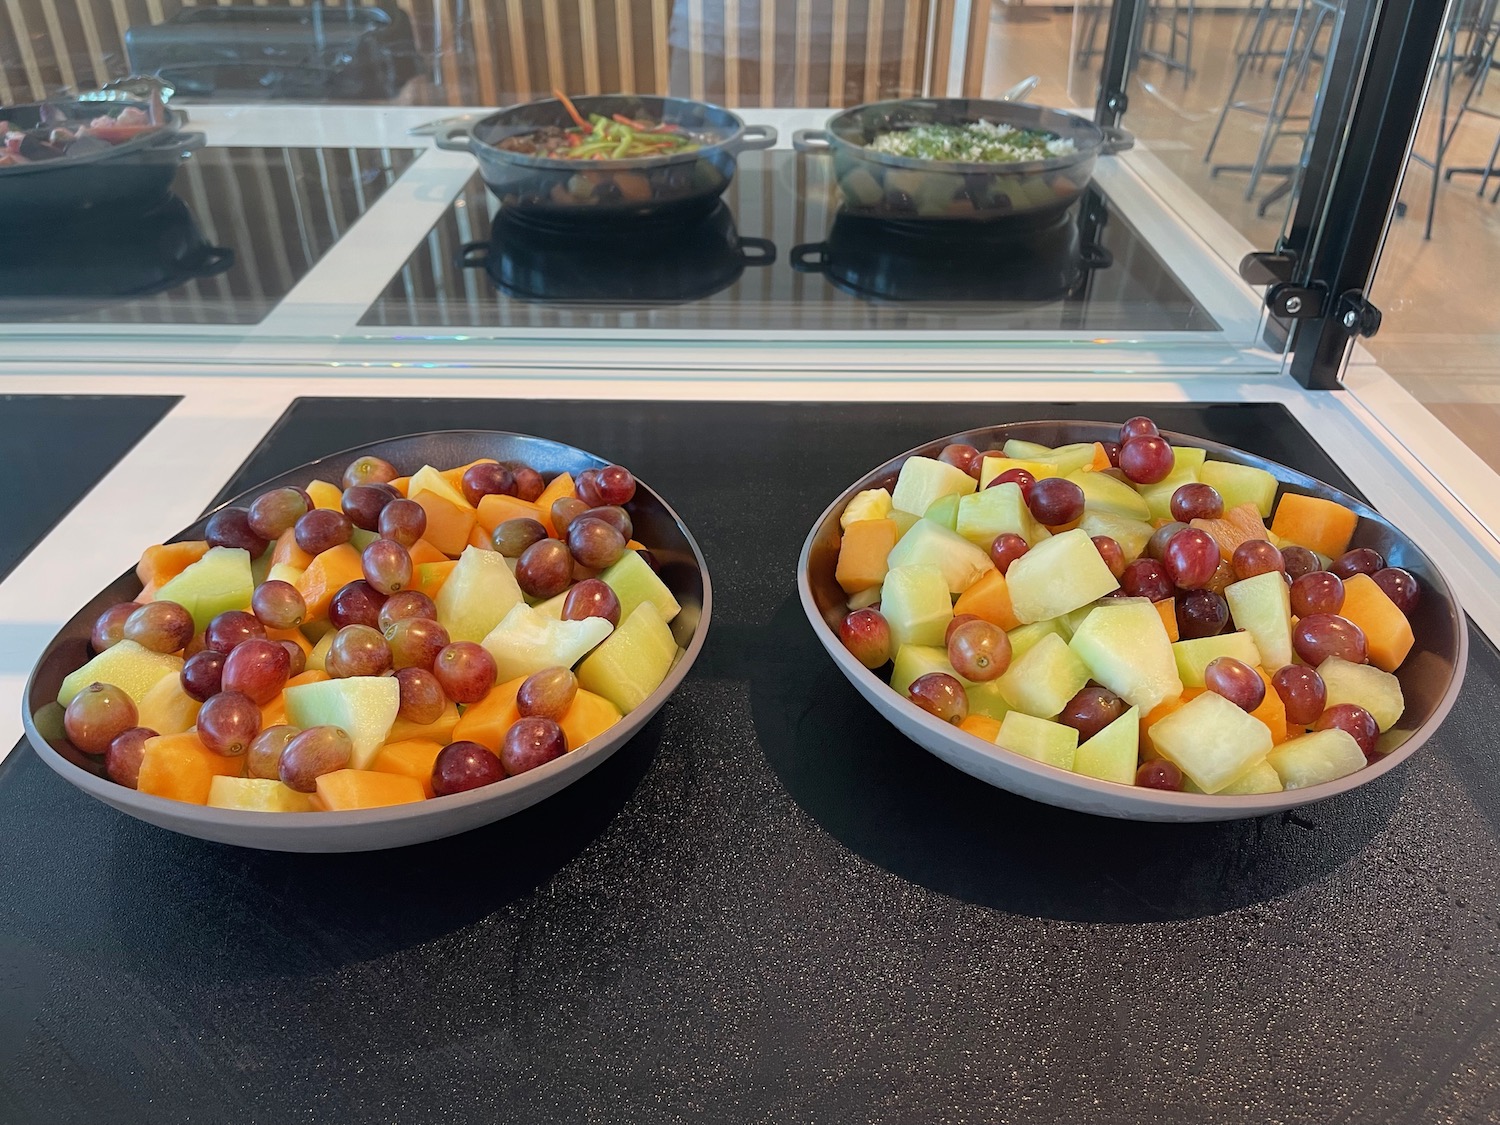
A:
[435,94,776,221]
[23,431,712,852]
[798,421,1467,822]
[793,98,1132,223]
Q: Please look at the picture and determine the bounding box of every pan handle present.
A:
[789,242,829,273]
[731,124,779,153]
[457,240,490,269]
[736,237,777,266]
[435,124,476,152]
[194,246,237,278]
[1100,126,1135,156]
[792,129,833,155]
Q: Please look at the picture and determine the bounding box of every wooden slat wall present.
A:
[2,0,976,107]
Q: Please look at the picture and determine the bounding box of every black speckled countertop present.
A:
[3,399,1496,1125]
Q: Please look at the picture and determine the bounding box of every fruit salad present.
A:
[56,454,685,813]
[833,416,1422,796]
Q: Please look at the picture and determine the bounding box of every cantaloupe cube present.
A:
[138,732,245,804]
[952,569,1021,631]
[271,528,314,570]
[312,769,426,810]
[1155,598,1180,642]
[389,476,410,496]
[372,739,446,797]
[207,776,316,812]
[836,518,898,594]
[476,493,549,537]
[285,669,331,689]
[534,472,576,514]
[305,479,342,510]
[387,699,460,744]
[296,543,364,621]
[439,459,498,493]
[959,713,1004,743]
[408,539,449,566]
[451,676,526,752]
[410,490,476,557]
[412,560,458,600]
[136,541,210,588]
[1251,667,1288,744]
[560,689,623,750]
[1338,573,1415,673]
[1270,493,1360,558]
[1191,503,1269,562]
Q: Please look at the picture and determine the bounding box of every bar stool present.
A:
[1077,0,1196,81]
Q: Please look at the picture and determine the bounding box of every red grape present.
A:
[1092,535,1126,579]
[989,532,1029,574]
[513,467,545,502]
[433,642,497,704]
[362,538,413,595]
[395,667,447,724]
[1231,539,1284,581]
[205,507,267,556]
[1135,759,1183,790]
[124,601,194,653]
[1028,477,1085,526]
[1293,614,1368,666]
[280,640,307,678]
[1147,521,1189,561]
[840,608,892,668]
[247,724,299,780]
[341,484,394,531]
[433,740,505,795]
[1121,558,1174,602]
[1271,664,1326,726]
[500,717,568,776]
[1058,685,1127,742]
[329,580,386,629]
[517,667,578,720]
[204,610,266,653]
[378,498,427,547]
[1176,589,1229,639]
[385,617,449,671]
[1204,656,1265,711]
[581,505,632,540]
[989,467,1036,500]
[1373,567,1420,615]
[596,465,637,506]
[575,469,606,508]
[1119,436,1173,484]
[64,682,138,753]
[550,497,589,537]
[222,638,291,704]
[461,461,517,506]
[197,691,261,756]
[180,650,226,702]
[1282,546,1320,581]
[326,625,392,678]
[1205,561,1236,597]
[1315,703,1380,759]
[248,487,310,540]
[1170,483,1224,523]
[1331,547,1385,580]
[294,508,353,555]
[562,579,622,627]
[493,517,548,557]
[1163,529,1220,589]
[939,443,983,480]
[515,539,573,599]
[907,672,968,725]
[1290,571,1344,617]
[1120,416,1160,442]
[91,603,136,653]
[1101,440,1122,467]
[342,455,398,488]
[279,726,353,791]
[945,614,980,645]
[252,579,307,630]
[568,517,627,569]
[946,619,1011,681]
[106,726,156,788]
[378,590,438,631]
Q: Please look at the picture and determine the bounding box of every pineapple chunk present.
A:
[840,488,892,529]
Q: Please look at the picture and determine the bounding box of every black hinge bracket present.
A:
[1239,249,1298,286]
[1335,289,1382,338]
[1102,89,1129,118]
[1265,282,1327,319]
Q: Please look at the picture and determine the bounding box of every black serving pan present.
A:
[458,202,775,304]
[435,94,776,221]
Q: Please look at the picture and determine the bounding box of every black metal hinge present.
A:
[1241,248,1383,339]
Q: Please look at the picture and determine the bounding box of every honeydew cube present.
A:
[1148,690,1273,793]
[1058,601,1103,639]
[847,586,881,611]
[480,603,613,683]
[1225,570,1294,671]
[600,550,682,624]
[1001,439,1054,459]
[956,483,1050,549]
[1005,528,1120,624]
[979,456,1056,487]
[880,564,953,649]
[1199,461,1279,519]
[886,519,994,595]
[1184,759,1283,794]
[996,632,1091,718]
[436,545,525,643]
[889,644,1010,721]
[576,601,679,714]
[1003,440,1096,476]
[284,675,400,769]
[1078,510,1154,564]
[1007,618,1066,661]
[924,493,961,531]
[1267,728,1367,789]
[890,456,977,516]
[1068,597,1182,713]
[207,776,316,812]
[891,510,920,539]
[997,711,1079,770]
[1073,706,1140,785]
[533,590,567,619]
[57,640,183,708]
[1137,447,1208,521]
[1067,469,1151,521]
[1318,657,1405,731]
[840,488,892,529]
[1171,630,1263,688]
[307,629,334,672]
[154,546,254,632]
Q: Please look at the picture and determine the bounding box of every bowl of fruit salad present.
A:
[23,432,709,851]
[798,418,1465,821]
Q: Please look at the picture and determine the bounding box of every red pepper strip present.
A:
[553,88,589,130]
[611,113,650,130]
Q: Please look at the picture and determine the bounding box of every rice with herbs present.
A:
[865,120,1074,164]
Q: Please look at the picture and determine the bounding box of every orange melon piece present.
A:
[1155,598,1180,642]
[835,518,898,595]
[468,523,496,550]
[1087,442,1112,472]
[136,582,159,604]
[626,539,645,552]
[410,490,476,557]
[412,560,458,600]
[388,699,460,744]
[959,713,1004,743]
[137,732,245,805]
[952,569,1021,631]
[440,458,498,493]
[136,541,211,588]
[267,626,312,658]
[271,528,313,570]
[450,676,527,753]
[476,493,548,537]
[1191,503,1268,562]
[1339,573,1415,672]
[372,739,446,798]
[296,543,364,621]
[407,538,448,566]
[1251,667,1288,744]
[305,479,342,510]
[312,769,426,810]
[559,689,622,750]
[260,695,288,728]
[1270,493,1359,559]
[389,476,410,497]
[534,472,576,515]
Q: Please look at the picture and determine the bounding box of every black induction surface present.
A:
[361,152,1220,332]
[0,146,418,325]
[3,401,1496,1125]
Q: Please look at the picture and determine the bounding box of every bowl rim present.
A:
[22,428,712,839]
[796,419,1469,817]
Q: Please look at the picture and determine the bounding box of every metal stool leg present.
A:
[1204,0,1278,162]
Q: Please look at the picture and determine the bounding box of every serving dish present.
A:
[23,431,711,852]
[798,421,1466,821]
[793,98,1132,223]
[435,94,776,220]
